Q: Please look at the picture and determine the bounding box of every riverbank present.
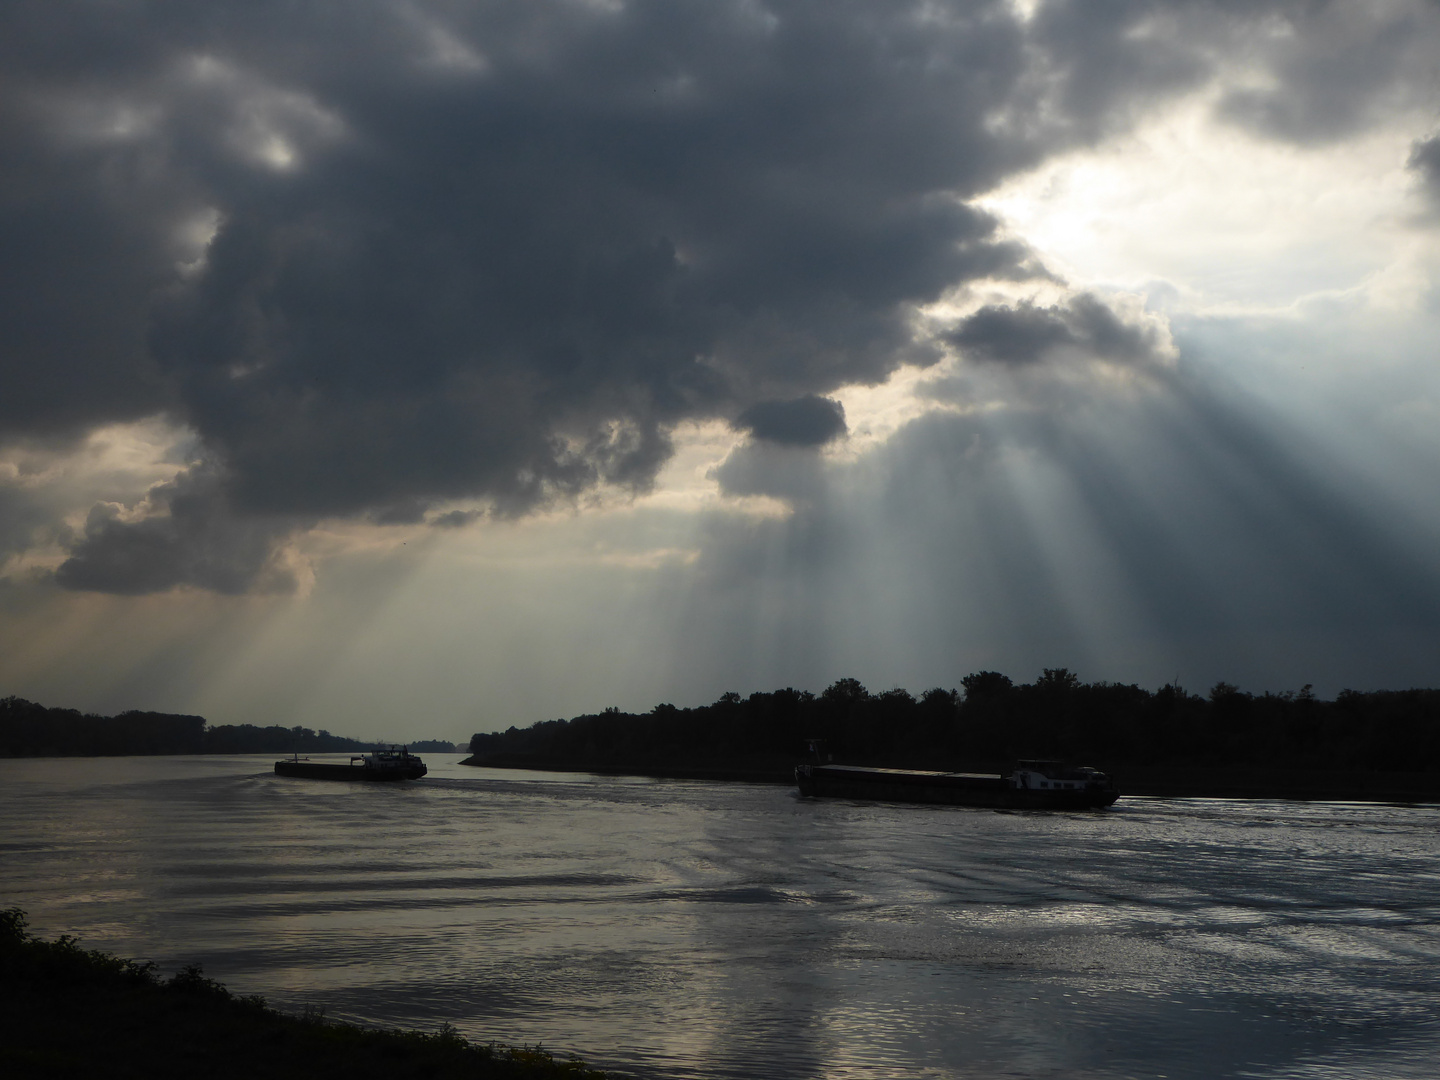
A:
[461,755,1440,803]
[0,909,620,1080]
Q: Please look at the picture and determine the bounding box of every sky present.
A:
[3,0,1440,742]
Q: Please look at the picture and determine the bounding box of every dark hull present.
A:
[796,765,1117,809]
[274,760,427,782]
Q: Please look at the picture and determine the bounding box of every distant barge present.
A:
[274,747,428,782]
[795,758,1118,809]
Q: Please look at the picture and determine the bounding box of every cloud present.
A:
[0,99,177,441]
[1409,133,1440,212]
[734,395,847,447]
[54,464,301,595]
[1211,2,1440,145]
[713,395,846,507]
[1,0,1437,594]
[944,293,1172,368]
[429,508,483,530]
[2,2,1060,572]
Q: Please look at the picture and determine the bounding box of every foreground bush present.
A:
[0,909,620,1079]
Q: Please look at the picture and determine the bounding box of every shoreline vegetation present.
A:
[0,908,619,1080]
[7,670,1440,802]
[0,696,459,758]
[464,672,1440,804]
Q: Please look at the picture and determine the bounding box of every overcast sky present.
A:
[3,0,1440,740]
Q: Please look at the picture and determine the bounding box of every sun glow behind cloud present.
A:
[977,95,1427,314]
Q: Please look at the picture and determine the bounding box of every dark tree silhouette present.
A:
[0,696,453,757]
[466,672,1440,787]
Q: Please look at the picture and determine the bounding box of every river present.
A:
[2,755,1437,1079]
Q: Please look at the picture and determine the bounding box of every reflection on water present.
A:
[2,755,1438,1079]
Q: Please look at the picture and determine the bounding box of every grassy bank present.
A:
[0,909,621,1080]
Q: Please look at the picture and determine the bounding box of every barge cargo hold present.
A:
[274,747,428,782]
[794,758,1118,809]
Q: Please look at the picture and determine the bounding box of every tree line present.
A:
[468,670,1440,774]
[0,696,456,757]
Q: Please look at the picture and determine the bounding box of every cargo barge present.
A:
[274,746,428,782]
[795,758,1118,809]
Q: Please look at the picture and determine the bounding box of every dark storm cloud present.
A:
[54,465,300,595]
[2,0,1057,582]
[945,294,1169,367]
[2,0,1435,593]
[1410,133,1440,210]
[1211,2,1439,145]
[1019,2,1440,149]
[735,395,847,447]
[0,91,175,439]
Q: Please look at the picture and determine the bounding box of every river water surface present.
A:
[2,755,1437,1079]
